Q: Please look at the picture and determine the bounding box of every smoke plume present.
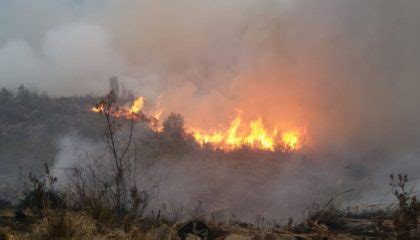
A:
[2,0,420,219]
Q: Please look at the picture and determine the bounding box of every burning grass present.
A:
[90,93,306,153]
[1,87,419,239]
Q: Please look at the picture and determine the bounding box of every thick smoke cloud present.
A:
[3,0,420,219]
[0,22,126,95]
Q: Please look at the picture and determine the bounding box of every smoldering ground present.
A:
[2,0,420,220]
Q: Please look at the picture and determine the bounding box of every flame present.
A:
[91,96,145,120]
[190,113,302,152]
[153,109,164,120]
[91,105,104,113]
[149,108,164,132]
[152,96,164,121]
[91,96,304,152]
[129,97,144,114]
[281,130,300,150]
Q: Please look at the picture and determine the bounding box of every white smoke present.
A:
[2,0,420,220]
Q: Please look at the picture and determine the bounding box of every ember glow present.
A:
[91,97,304,152]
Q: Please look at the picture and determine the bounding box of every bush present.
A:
[19,164,63,216]
[390,174,418,239]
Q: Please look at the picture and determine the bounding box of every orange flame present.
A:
[152,96,164,121]
[91,105,104,113]
[91,96,304,152]
[281,130,301,150]
[190,113,303,152]
[91,96,145,120]
[129,97,144,114]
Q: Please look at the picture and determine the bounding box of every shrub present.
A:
[390,174,418,239]
[19,164,63,216]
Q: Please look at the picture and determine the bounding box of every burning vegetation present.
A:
[91,96,146,121]
[1,86,420,239]
[91,95,305,152]
[91,94,163,132]
[190,113,304,152]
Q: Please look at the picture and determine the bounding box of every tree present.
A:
[163,113,185,137]
[162,113,190,153]
[0,88,12,103]
[94,90,134,212]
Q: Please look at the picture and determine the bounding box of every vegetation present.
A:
[1,173,419,239]
[1,85,420,239]
[0,85,102,195]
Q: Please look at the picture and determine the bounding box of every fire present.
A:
[151,96,164,121]
[91,96,304,152]
[91,96,145,120]
[190,113,303,152]
[91,105,104,113]
[129,97,144,114]
[281,130,300,150]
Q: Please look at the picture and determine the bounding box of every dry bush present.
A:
[63,158,153,225]
[62,88,155,225]
[390,173,418,239]
[30,211,98,239]
[31,210,72,239]
[19,164,63,217]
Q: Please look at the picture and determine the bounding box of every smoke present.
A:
[3,0,420,219]
[0,22,126,95]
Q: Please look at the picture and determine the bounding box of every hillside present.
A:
[0,86,103,191]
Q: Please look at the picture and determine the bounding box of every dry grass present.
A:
[30,210,97,239]
[1,205,419,239]
[2,168,418,239]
